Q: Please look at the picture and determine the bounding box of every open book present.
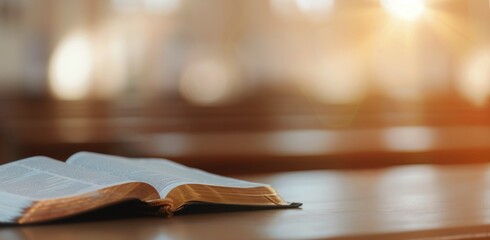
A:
[0,152,300,224]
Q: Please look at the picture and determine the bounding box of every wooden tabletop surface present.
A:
[4,164,490,240]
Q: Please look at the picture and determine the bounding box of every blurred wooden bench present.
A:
[2,97,490,174]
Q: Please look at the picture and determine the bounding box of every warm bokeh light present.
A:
[380,0,426,21]
[3,1,490,109]
[458,46,490,107]
[295,0,335,19]
[300,50,366,104]
[268,130,337,156]
[179,56,242,106]
[270,0,335,21]
[49,31,93,100]
[383,127,434,152]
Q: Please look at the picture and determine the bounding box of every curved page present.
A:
[0,157,135,223]
[67,152,267,197]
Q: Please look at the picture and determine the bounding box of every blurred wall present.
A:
[0,0,490,172]
[0,0,488,106]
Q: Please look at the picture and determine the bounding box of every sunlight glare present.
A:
[49,31,93,100]
[295,0,335,20]
[380,0,426,21]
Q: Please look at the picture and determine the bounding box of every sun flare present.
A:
[381,0,426,21]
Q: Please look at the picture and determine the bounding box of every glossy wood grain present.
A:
[4,164,490,239]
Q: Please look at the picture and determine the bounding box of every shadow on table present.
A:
[0,200,301,226]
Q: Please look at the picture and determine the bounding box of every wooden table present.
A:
[4,164,490,239]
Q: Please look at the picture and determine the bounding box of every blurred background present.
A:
[0,0,489,174]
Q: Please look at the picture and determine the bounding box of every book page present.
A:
[0,191,32,223]
[0,156,134,200]
[67,152,267,197]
